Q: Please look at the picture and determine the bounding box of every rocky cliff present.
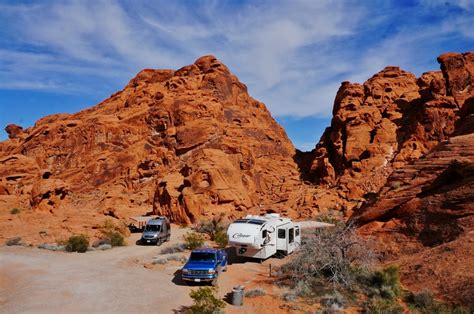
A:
[0,55,317,242]
[308,52,473,217]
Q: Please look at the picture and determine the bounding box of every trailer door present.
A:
[287,227,297,253]
[276,228,287,251]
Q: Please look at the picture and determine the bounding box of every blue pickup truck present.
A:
[181,248,228,285]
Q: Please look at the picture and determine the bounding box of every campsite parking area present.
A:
[0,226,290,313]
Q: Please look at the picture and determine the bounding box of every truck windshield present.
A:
[189,252,215,262]
[145,224,161,232]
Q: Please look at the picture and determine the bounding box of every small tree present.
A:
[99,219,127,247]
[183,232,205,250]
[194,214,227,241]
[213,230,228,248]
[283,223,377,291]
[185,287,225,314]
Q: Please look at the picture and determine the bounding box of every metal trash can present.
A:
[232,285,245,306]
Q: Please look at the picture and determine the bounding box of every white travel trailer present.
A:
[227,213,301,260]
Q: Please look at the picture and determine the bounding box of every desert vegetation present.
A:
[193,214,228,248]
[10,207,21,215]
[278,223,470,312]
[184,286,225,314]
[97,219,128,247]
[183,232,205,250]
[63,234,89,253]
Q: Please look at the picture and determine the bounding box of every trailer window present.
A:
[278,229,286,239]
[262,230,267,239]
[295,227,300,237]
[289,228,294,243]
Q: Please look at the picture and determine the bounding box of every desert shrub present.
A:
[185,286,225,314]
[369,265,401,299]
[5,237,22,246]
[364,297,404,314]
[183,232,205,250]
[404,290,470,314]
[194,214,227,241]
[245,288,266,298]
[99,219,127,247]
[282,223,377,291]
[160,243,186,254]
[64,234,89,253]
[10,208,21,215]
[213,230,228,248]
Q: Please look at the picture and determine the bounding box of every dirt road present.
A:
[0,227,290,313]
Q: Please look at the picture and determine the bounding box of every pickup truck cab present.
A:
[181,248,228,285]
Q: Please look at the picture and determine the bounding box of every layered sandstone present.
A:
[0,55,316,243]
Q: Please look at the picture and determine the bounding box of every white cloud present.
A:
[0,0,473,121]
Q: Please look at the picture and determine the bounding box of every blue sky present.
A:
[0,0,473,151]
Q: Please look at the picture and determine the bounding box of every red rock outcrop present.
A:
[308,53,474,217]
[5,124,24,139]
[0,55,316,243]
[344,52,474,307]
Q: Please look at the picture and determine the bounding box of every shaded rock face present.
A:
[0,55,313,236]
[308,53,474,217]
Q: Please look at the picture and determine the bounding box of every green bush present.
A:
[194,214,227,241]
[406,289,433,309]
[183,232,205,250]
[10,208,21,215]
[213,230,228,248]
[370,265,401,299]
[64,234,89,253]
[185,286,225,314]
[99,219,127,247]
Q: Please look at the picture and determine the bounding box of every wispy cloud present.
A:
[0,0,473,124]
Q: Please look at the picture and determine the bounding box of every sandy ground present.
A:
[0,226,304,313]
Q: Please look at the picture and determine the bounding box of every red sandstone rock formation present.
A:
[0,55,315,243]
[345,52,474,307]
[308,53,473,217]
